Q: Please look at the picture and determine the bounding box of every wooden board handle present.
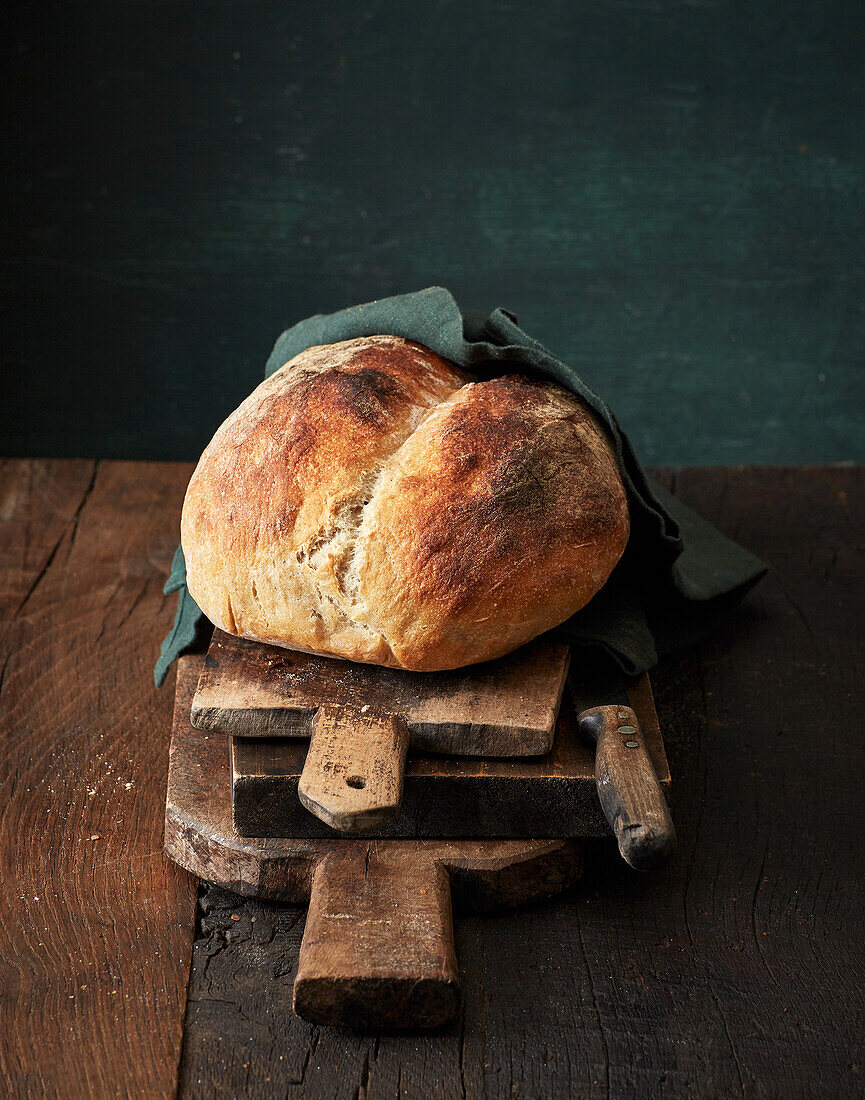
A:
[298,707,409,832]
[579,704,676,871]
[293,847,462,1030]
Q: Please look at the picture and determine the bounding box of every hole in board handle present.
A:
[345,775,366,790]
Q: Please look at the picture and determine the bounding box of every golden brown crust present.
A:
[181,336,629,671]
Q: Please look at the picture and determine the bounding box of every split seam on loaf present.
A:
[297,384,467,651]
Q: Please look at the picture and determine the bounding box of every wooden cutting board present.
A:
[193,629,571,754]
[166,654,583,1031]
[229,671,669,838]
[191,629,572,831]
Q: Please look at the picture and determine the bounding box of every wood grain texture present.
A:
[0,460,199,1097]
[294,849,461,1030]
[194,629,570,755]
[178,466,865,1098]
[230,672,670,839]
[297,708,409,833]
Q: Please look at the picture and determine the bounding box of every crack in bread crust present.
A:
[282,349,469,654]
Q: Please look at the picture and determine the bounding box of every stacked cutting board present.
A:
[165,629,674,1030]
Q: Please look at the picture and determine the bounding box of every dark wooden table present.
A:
[1,461,862,1098]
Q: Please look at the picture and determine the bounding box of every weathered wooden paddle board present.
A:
[193,629,571,754]
[192,629,572,832]
[229,671,670,838]
[166,655,583,1031]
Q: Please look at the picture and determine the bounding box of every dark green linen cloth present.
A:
[154,287,765,686]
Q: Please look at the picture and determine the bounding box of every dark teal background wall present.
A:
[5,2,864,464]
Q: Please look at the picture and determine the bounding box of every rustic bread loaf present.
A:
[181,335,629,671]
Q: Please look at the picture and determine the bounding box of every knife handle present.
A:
[579,704,676,871]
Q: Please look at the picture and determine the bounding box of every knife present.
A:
[571,668,676,871]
